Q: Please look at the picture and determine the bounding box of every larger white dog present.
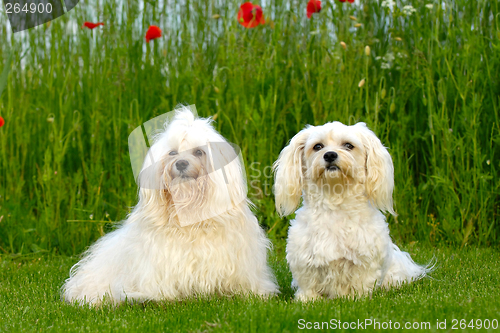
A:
[274,121,432,301]
[63,107,278,305]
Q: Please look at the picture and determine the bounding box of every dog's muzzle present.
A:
[324,151,339,171]
[176,160,189,172]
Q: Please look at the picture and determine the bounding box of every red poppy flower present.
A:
[307,0,321,18]
[0,116,4,128]
[145,25,162,43]
[237,2,265,28]
[82,22,104,29]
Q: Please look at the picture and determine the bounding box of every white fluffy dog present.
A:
[274,121,432,301]
[62,107,278,305]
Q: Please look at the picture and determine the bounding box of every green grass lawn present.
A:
[1,245,499,332]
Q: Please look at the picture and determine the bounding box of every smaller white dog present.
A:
[62,106,278,305]
[274,121,432,301]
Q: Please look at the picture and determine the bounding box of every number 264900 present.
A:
[5,3,53,14]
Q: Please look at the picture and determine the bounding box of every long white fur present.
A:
[62,106,278,305]
[274,121,433,301]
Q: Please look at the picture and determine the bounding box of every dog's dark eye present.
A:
[344,143,354,150]
[313,143,324,151]
[169,151,178,156]
[194,149,203,157]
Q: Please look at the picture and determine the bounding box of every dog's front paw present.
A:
[295,288,321,302]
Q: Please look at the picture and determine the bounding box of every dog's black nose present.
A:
[176,160,189,171]
[323,151,338,163]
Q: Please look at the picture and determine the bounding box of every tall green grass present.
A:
[0,0,499,255]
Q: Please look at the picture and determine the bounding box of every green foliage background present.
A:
[0,0,499,255]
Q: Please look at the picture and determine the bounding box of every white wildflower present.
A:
[383,52,395,62]
[425,4,433,9]
[381,0,396,8]
[402,5,417,15]
[379,52,395,69]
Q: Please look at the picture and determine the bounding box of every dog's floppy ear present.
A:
[273,127,311,216]
[355,123,396,216]
[207,141,246,206]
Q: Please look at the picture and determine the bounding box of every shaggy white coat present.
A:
[62,107,278,305]
[274,122,432,301]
